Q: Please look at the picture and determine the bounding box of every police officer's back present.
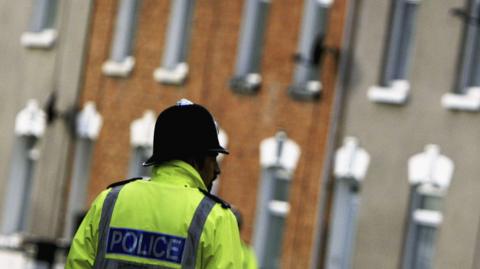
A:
[66,100,243,268]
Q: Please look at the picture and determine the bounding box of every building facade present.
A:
[0,0,93,238]
[77,0,348,268]
[333,0,480,268]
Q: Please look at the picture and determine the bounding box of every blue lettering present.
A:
[110,230,123,250]
[167,238,182,261]
[107,227,186,264]
[122,232,137,253]
[137,233,148,256]
[153,236,167,258]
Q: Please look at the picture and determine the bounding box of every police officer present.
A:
[66,99,243,268]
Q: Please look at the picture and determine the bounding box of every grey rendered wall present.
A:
[339,0,480,268]
[0,0,92,237]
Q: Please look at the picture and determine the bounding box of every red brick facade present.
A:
[80,0,348,267]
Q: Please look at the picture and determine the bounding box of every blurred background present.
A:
[0,0,479,268]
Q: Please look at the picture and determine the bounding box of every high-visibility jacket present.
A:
[66,160,243,268]
[241,241,258,269]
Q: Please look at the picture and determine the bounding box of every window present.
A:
[325,137,369,269]
[1,100,46,234]
[442,0,480,111]
[128,111,155,178]
[288,0,333,100]
[102,0,141,77]
[153,0,195,85]
[64,102,103,238]
[253,131,301,268]
[229,0,271,94]
[403,145,454,269]
[21,0,58,49]
[403,186,444,269]
[368,0,421,104]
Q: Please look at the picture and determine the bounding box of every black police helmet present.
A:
[143,100,228,166]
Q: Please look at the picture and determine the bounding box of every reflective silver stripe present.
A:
[181,196,216,269]
[94,185,125,269]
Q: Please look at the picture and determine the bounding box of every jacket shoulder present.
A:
[198,188,231,209]
[107,177,146,189]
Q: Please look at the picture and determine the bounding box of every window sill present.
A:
[334,137,370,182]
[268,200,290,217]
[318,0,334,7]
[0,234,23,249]
[367,80,410,105]
[288,80,322,101]
[130,111,155,147]
[76,102,103,140]
[153,63,188,85]
[413,209,442,227]
[441,87,480,111]
[102,57,135,77]
[20,29,57,49]
[229,73,262,94]
[15,100,46,137]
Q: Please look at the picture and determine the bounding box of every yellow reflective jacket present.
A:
[66,160,243,268]
[241,241,258,269]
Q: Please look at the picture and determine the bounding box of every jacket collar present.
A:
[151,160,207,191]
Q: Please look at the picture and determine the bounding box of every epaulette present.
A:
[107,177,145,189]
[198,188,231,209]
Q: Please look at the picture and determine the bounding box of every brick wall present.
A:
[80,0,348,267]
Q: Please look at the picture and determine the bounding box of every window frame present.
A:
[153,0,196,85]
[1,100,46,234]
[325,137,369,269]
[404,145,454,269]
[402,184,444,269]
[21,0,59,49]
[102,0,141,77]
[288,0,333,101]
[253,132,300,268]
[442,0,480,111]
[64,102,102,238]
[229,0,271,94]
[368,0,421,105]
[254,165,292,268]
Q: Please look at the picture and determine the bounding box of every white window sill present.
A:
[230,73,262,94]
[268,200,290,217]
[413,209,442,227]
[441,87,480,112]
[289,80,322,100]
[367,80,410,105]
[15,100,46,137]
[20,29,57,49]
[0,234,23,249]
[318,0,334,7]
[334,137,370,181]
[130,110,155,147]
[102,57,135,77]
[76,102,103,140]
[153,63,189,85]
[260,132,301,173]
